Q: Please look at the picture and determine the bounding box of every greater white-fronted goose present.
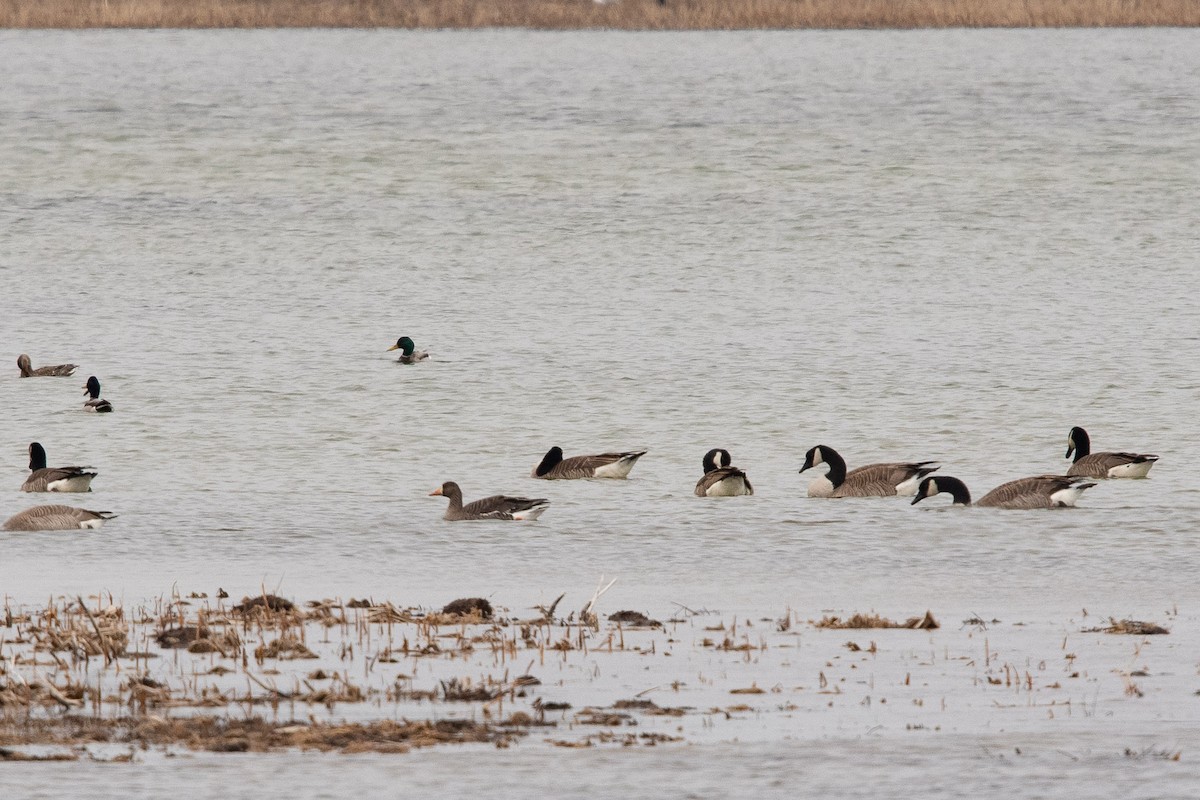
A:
[83,377,113,413]
[532,447,647,480]
[430,481,548,521]
[3,504,116,531]
[387,336,429,364]
[694,448,753,497]
[912,474,1097,509]
[21,442,97,493]
[17,354,77,377]
[1065,427,1157,479]
[800,445,938,498]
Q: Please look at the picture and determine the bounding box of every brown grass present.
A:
[1,0,1197,30]
[814,610,939,629]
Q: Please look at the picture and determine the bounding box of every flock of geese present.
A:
[7,342,1161,529]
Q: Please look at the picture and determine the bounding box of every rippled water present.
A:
[2,28,1199,796]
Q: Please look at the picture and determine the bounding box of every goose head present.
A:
[17,354,33,376]
[1065,426,1090,461]
[28,442,47,472]
[702,448,732,473]
[535,447,564,477]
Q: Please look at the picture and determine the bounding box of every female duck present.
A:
[800,445,938,498]
[22,442,97,492]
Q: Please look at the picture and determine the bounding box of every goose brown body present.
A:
[532,447,647,480]
[3,505,116,531]
[430,481,548,521]
[1065,427,1157,479]
[22,443,97,493]
[17,354,77,377]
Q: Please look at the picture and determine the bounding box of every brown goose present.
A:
[800,445,938,498]
[694,448,753,497]
[3,505,116,531]
[912,474,1097,509]
[429,481,548,521]
[532,447,647,480]
[21,442,97,493]
[17,354,77,377]
[1065,427,1157,479]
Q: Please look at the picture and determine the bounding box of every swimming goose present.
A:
[387,337,429,364]
[3,504,116,531]
[799,445,938,498]
[912,474,1097,509]
[83,377,113,413]
[21,442,97,493]
[694,448,754,497]
[430,481,548,521]
[1065,426,1158,479]
[17,354,77,377]
[532,447,648,480]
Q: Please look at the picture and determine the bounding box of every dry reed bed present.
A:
[0,591,1179,758]
[2,0,1198,30]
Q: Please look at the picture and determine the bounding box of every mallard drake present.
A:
[912,474,1097,509]
[83,377,113,413]
[3,504,116,531]
[800,445,938,497]
[387,337,429,364]
[532,447,647,480]
[694,448,753,497]
[17,354,77,377]
[1065,427,1158,479]
[429,481,548,521]
[21,442,97,492]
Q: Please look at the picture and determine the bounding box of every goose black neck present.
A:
[821,447,847,488]
[940,476,972,505]
[536,447,563,477]
[29,442,47,471]
[1068,427,1091,462]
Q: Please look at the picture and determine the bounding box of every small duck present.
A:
[532,447,647,480]
[22,442,97,493]
[83,377,113,413]
[1065,426,1158,479]
[429,481,548,521]
[17,354,77,377]
[387,336,429,364]
[694,448,753,497]
[3,504,116,531]
[800,445,938,498]
[912,474,1097,509]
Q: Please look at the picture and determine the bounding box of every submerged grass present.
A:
[2,0,1198,29]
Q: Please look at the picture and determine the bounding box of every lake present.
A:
[1,27,1198,797]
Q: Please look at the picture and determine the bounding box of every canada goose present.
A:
[21,442,97,493]
[83,377,113,413]
[1065,427,1158,479]
[912,474,1097,509]
[429,481,548,521]
[694,448,753,497]
[800,445,938,498]
[532,447,647,480]
[387,337,429,364]
[3,505,116,531]
[17,354,77,377]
